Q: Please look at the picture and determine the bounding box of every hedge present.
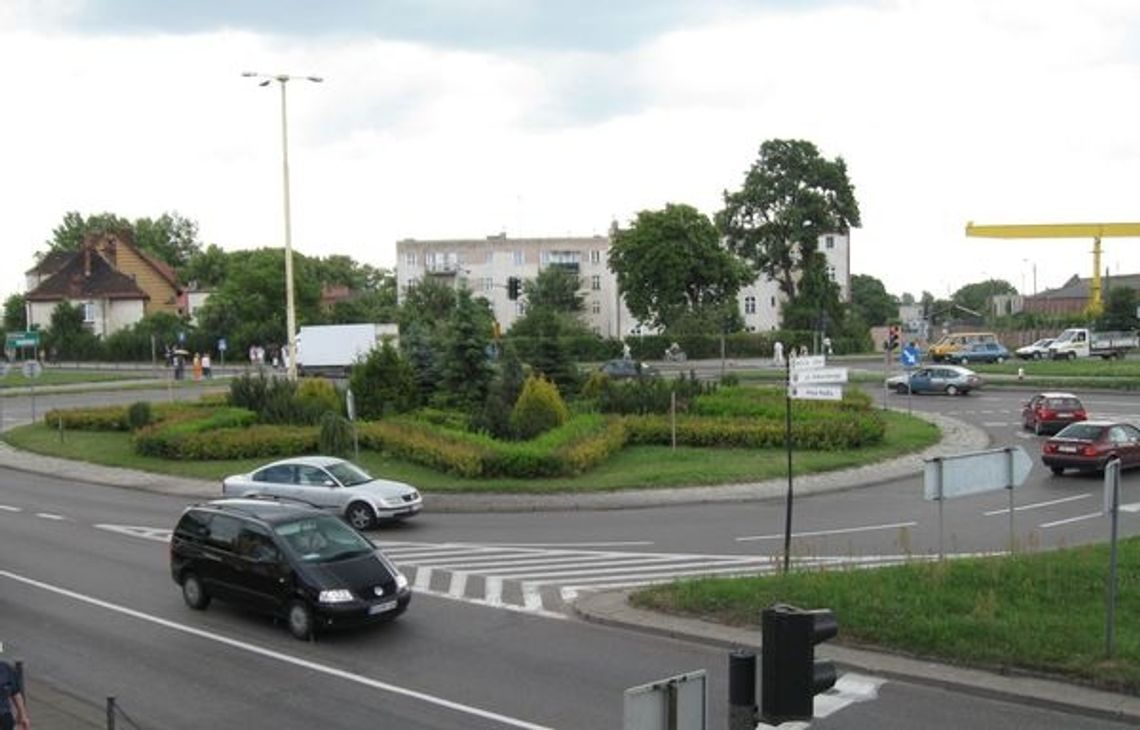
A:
[133,423,318,460]
[43,403,211,431]
[624,412,885,450]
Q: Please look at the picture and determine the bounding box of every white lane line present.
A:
[982,421,1011,427]
[35,513,66,521]
[471,541,655,548]
[737,521,917,541]
[94,525,172,542]
[411,584,567,621]
[485,576,504,607]
[1039,512,1104,529]
[983,493,1092,516]
[447,571,468,599]
[0,505,21,512]
[413,566,433,591]
[1120,502,1140,514]
[0,569,554,730]
[521,583,544,612]
[495,558,766,581]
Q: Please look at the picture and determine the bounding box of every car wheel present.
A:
[945,384,959,396]
[894,383,909,394]
[182,572,211,610]
[1067,352,1077,361]
[1050,466,1064,476]
[1033,352,1042,360]
[287,600,314,641]
[346,501,377,531]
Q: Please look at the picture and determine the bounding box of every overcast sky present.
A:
[2,0,1138,304]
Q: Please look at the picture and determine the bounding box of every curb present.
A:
[573,589,1140,724]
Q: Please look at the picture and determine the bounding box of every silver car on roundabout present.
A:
[222,456,423,530]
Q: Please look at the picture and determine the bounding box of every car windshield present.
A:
[326,461,374,487]
[274,515,374,563]
[1054,423,1105,440]
[1046,398,1082,409]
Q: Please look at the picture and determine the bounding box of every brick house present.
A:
[24,231,184,337]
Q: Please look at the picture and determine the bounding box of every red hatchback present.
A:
[1042,421,1140,476]
[1022,392,1087,435]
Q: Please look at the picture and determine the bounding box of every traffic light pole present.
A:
[783,356,794,574]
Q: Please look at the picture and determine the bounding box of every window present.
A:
[541,251,550,264]
[297,466,332,486]
[744,296,756,314]
[591,275,601,290]
[591,299,601,314]
[236,526,279,563]
[770,296,776,308]
[82,301,96,323]
[513,250,524,265]
[825,235,835,250]
[175,510,211,540]
[827,265,837,281]
[483,277,494,292]
[590,250,601,264]
[206,515,242,550]
[255,465,295,484]
[405,252,417,267]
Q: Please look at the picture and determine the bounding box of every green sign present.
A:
[5,331,40,348]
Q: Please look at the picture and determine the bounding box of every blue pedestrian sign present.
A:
[900,344,920,367]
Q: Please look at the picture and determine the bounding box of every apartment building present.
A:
[396,232,851,336]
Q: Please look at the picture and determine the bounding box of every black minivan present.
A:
[170,498,411,639]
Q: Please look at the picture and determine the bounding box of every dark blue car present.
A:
[944,342,1010,365]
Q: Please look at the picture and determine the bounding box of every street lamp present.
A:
[242,71,324,380]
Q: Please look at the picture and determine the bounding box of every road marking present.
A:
[0,505,21,512]
[0,569,555,730]
[475,541,655,548]
[983,493,1091,516]
[35,513,66,521]
[1121,502,1140,514]
[736,521,917,541]
[1039,512,1103,528]
[981,421,1011,427]
[95,524,172,542]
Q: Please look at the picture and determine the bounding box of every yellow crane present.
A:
[964,222,1140,316]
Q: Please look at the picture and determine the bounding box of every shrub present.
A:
[510,375,569,440]
[127,401,152,430]
[44,406,130,431]
[319,412,354,457]
[297,378,342,422]
[229,373,304,424]
[349,341,416,420]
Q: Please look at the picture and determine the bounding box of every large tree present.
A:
[45,210,202,270]
[609,203,753,331]
[522,266,585,315]
[398,277,457,333]
[437,289,495,410]
[952,279,1016,319]
[1099,287,1138,331]
[717,139,860,302]
[850,274,898,326]
[3,293,26,332]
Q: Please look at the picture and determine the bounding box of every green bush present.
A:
[510,375,569,440]
[349,341,416,420]
[228,373,305,424]
[133,407,260,458]
[297,378,342,422]
[624,411,885,449]
[319,412,354,457]
[127,401,152,430]
[44,406,130,431]
[135,422,315,460]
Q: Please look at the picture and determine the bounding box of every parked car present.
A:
[944,341,1011,364]
[885,365,983,396]
[1041,421,1140,476]
[1015,338,1054,360]
[1021,392,1087,435]
[929,332,999,362]
[598,359,659,379]
[170,498,411,640]
[222,456,422,530]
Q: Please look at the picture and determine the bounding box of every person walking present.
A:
[201,352,212,379]
[772,341,784,366]
[0,659,30,730]
[192,353,202,381]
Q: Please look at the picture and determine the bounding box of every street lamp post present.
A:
[242,71,323,381]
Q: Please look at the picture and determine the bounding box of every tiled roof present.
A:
[25,250,148,302]
[25,250,73,277]
[1031,273,1140,300]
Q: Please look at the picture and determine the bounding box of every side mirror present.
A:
[323,479,337,488]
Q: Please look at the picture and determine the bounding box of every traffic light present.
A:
[507,276,521,301]
[887,324,900,350]
[761,604,839,724]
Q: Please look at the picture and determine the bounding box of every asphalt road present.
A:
[2,377,1139,727]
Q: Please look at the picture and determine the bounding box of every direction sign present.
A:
[790,367,848,385]
[789,354,826,371]
[788,384,843,401]
[900,345,920,367]
[923,446,1032,500]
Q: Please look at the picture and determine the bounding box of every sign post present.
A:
[346,388,359,460]
[783,355,848,573]
[22,359,42,423]
[1104,459,1121,658]
[0,361,8,432]
[900,344,920,416]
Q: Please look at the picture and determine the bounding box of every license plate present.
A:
[1057,413,1073,418]
[369,600,398,615]
[1058,445,1078,453]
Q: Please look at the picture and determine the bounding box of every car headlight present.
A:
[395,573,408,591]
[381,497,403,508]
[318,589,354,604]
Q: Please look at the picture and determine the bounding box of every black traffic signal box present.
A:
[761,603,839,724]
[507,276,521,300]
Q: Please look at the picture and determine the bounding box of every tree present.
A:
[45,211,131,252]
[717,139,860,301]
[780,252,844,332]
[522,267,585,314]
[1099,287,1138,331]
[609,203,753,331]
[952,279,1016,319]
[849,274,898,326]
[349,341,416,419]
[44,302,100,360]
[437,289,495,410]
[181,244,229,289]
[399,277,457,332]
[3,294,26,331]
[44,211,202,270]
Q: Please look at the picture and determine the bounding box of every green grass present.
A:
[631,542,1140,691]
[2,410,939,493]
[0,370,145,388]
[965,359,1140,378]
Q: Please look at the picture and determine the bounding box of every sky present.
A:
[2,0,1139,304]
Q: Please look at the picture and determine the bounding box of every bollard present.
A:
[107,696,117,729]
[728,649,757,730]
[1017,367,1025,381]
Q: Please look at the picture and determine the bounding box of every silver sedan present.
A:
[222,456,423,530]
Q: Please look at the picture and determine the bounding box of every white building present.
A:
[396,232,851,336]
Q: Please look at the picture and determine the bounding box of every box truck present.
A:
[295,323,398,376]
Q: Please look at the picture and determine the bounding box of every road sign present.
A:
[623,670,706,730]
[346,388,357,422]
[218,338,227,352]
[790,367,848,385]
[21,360,42,379]
[789,354,826,371]
[0,362,9,379]
[923,446,1032,500]
[788,384,843,401]
[900,345,920,367]
[5,331,39,349]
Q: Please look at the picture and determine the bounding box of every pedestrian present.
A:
[772,341,784,365]
[0,659,31,730]
[823,336,833,357]
[192,353,202,381]
[201,352,212,379]
[798,344,809,358]
[248,344,256,368]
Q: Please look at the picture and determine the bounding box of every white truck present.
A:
[1047,328,1138,360]
[295,323,398,376]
